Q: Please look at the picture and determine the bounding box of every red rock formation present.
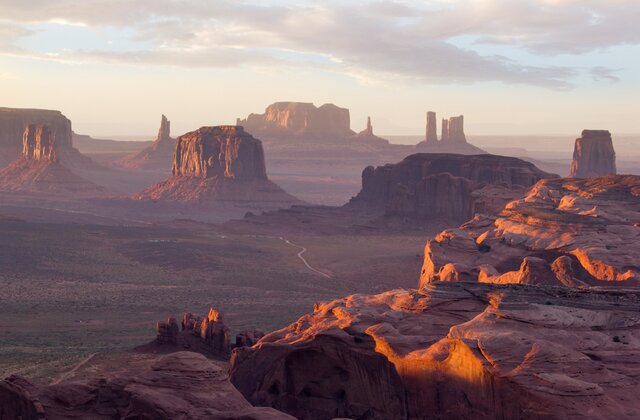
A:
[156,316,179,344]
[136,126,300,206]
[347,153,556,223]
[238,102,353,138]
[115,114,176,170]
[0,107,90,169]
[230,282,640,419]
[420,175,640,287]
[441,118,449,143]
[570,130,616,178]
[180,308,231,356]
[0,125,104,194]
[425,111,438,144]
[1,352,293,419]
[445,115,466,144]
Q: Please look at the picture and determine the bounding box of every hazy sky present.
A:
[0,0,639,137]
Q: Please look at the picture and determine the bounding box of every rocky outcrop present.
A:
[181,308,231,356]
[136,126,300,206]
[230,282,640,419]
[446,115,466,144]
[0,107,90,169]
[172,126,267,180]
[0,125,104,194]
[425,111,437,144]
[115,114,176,170]
[420,175,640,287]
[156,316,179,344]
[570,130,616,178]
[1,352,293,419]
[238,102,353,138]
[347,153,556,223]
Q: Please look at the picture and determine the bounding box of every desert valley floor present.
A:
[0,214,430,383]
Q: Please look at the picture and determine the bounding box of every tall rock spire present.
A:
[425,112,437,144]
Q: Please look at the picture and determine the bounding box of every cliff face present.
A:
[570,130,616,178]
[425,111,437,144]
[136,126,300,206]
[21,124,57,162]
[420,175,640,287]
[0,107,90,169]
[172,126,267,180]
[347,153,555,223]
[230,282,640,419]
[237,102,354,138]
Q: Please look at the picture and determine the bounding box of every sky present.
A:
[0,0,639,137]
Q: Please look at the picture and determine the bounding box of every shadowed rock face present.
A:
[172,126,267,180]
[230,282,640,420]
[570,130,616,178]
[238,102,353,138]
[347,153,556,223]
[425,111,437,144]
[115,114,176,170]
[420,175,640,287]
[1,352,294,420]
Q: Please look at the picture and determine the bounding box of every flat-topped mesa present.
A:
[237,102,353,138]
[347,153,556,223]
[21,124,57,162]
[425,111,438,144]
[0,107,75,167]
[172,126,267,180]
[570,130,616,178]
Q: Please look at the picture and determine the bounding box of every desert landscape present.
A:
[1,2,640,419]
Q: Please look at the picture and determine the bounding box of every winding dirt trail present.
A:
[279,237,333,279]
[51,353,97,385]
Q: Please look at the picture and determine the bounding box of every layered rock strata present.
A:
[136,126,300,205]
[230,282,640,419]
[1,352,293,419]
[570,130,616,178]
[347,153,556,223]
[420,175,640,287]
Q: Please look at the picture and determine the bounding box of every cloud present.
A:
[0,0,637,88]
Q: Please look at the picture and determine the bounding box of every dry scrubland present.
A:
[0,218,426,382]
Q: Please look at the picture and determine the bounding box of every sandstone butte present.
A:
[135,125,301,205]
[415,112,486,154]
[0,124,104,194]
[346,153,557,224]
[229,174,640,419]
[115,114,176,170]
[0,351,293,419]
[0,107,90,169]
[421,175,639,287]
[570,130,617,178]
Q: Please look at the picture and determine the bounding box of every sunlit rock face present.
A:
[136,126,300,205]
[347,153,555,223]
[21,124,57,162]
[570,130,616,178]
[0,124,103,194]
[238,102,353,138]
[420,175,640,287]
[0,107,83,168]
[172,126,267,180]
[230,282,640,419]
[1,352,294,419]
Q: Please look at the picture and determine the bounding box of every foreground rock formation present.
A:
[231,282,640,419]
[136,126,300,206]
[347,153,556,223]
[421,175,640,287]
[116,114,176,170]
[570,130,616,178]
[0,107,90,169]
[1,351,293,419]
[0,124,104,194]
